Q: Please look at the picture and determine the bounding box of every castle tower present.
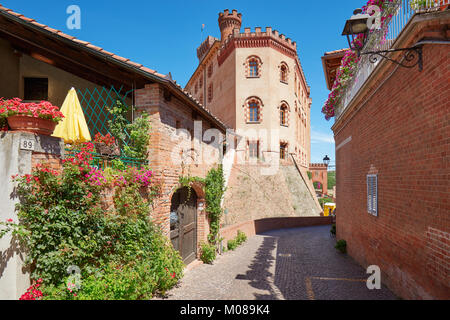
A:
[218,9,242,42]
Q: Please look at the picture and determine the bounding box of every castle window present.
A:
[249,102,259,122]
[279,62,289,83]
[208,84,213,102]
[245,56,262,78]
[278,102,290,127]
[248,140,259,159]
[280,142,288,160]
[208,64,213,78]
[244,97,263,123]
[280,106,288,126]
[249,59,258,77]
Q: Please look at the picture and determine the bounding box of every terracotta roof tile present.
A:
[19,16,34,22]
[86,43,103,51]
[139,66,157,74]
[7,10,22,17]
[111,54,129,63]
[100,49,115,56]
[72,38,90,45]
[43,26,60,33]
[127,61,143,68]
[57,32,76,40]
[324,48,348,56]
[31,21,46,28]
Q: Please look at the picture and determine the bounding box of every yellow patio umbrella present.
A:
[53,87,91,143]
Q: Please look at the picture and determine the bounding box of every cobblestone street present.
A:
[162,225,398,300]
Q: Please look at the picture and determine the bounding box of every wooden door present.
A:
[170,187,197,265]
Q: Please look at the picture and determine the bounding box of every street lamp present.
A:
[323,155,331,166]
[341,7,423,71]
[342,8,370,55]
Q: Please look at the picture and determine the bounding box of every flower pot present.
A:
[94,142,120,156]
[7,115,57,136]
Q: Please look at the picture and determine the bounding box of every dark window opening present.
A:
[24,78,48,101]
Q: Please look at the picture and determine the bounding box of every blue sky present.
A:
[1,0,364,166]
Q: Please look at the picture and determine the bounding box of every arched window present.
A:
[280,142,288,160]
[280,106,288,126]
[279,62,289,83]
[245,56,262,78]
[278,102,290,127]
[249,59,258,77]
[208,84,213,102]
[208,64,213,78]
[244,97,264,123]
[249,101,259,122]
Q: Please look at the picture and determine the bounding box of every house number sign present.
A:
[20,138,35,151]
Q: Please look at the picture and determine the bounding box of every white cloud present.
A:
[311,130,335,144]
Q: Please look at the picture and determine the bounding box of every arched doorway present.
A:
[170,187,198,265]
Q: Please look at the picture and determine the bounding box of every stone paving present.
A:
[162,225,398,300]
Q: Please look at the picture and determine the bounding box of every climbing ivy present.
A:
[178,166,225,247]
[205,165,225,246]
[178,176,205,205]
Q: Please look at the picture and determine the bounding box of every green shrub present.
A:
[227,230,247,251]
[236,230,247,246]
[200,242,217,264]
[335,239,347,254]
[227,239,238,251]
[330,224,336,236]
[3,143,184,299]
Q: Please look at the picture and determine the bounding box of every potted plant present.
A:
[0,98,64,136]
[93,133,120,156]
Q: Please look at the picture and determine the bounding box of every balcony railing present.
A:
[335,0,449,119]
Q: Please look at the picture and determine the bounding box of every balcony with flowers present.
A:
[322,0,449,121]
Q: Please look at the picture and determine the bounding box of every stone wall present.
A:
[0,132,64,300]
[222,161,322,227]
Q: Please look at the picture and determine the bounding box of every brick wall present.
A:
[135,83,223,252]
[309,163,328,195]
[220,216,333,243]
[333,36,450,299]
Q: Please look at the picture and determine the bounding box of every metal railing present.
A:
[335,0,448,119]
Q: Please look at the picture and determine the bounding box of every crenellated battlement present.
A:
[218,9,242,20]
[197,35,218,61]
[218,9,242,42]
[221,26,297,52]
[310,163,328,169]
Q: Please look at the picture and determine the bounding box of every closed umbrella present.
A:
[53,87,91,143]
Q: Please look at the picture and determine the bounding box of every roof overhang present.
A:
[321,49,347,90]
[0,6,229,132]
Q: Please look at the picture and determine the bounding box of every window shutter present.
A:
[367,175,378,216]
